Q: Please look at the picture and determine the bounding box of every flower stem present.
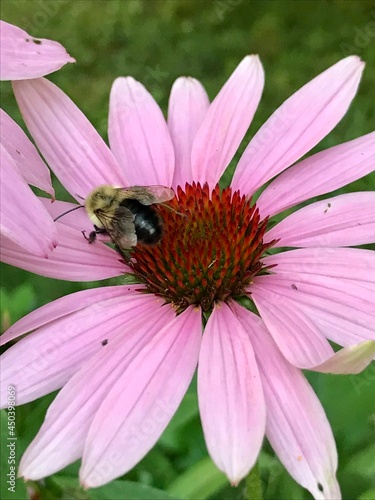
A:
[245,463,263,500]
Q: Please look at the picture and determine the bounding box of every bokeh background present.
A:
[1,1,374,499]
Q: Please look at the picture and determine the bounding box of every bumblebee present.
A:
[83,184,175,250]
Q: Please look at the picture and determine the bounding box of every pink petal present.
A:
[0,20,75,80]
[198,303,265,484]
[109,77,175,186]
[0,109,54,196]
[267,192,375,247]
[0,289,160,408]
[251,286,334,369]
[18,299,176,480]
[191,56,264,187]
[251,284,375,372]
[232,56,364,196]
[1,285,130,346]
[310,341,375,374]
[251,274,375,346]
[168,77,210,188]
[233,303,340,500]
[0,145,57,257]
[79,307,201,488]
[38,197,115,248]
[303,307,375,348]
[0,221,125,281]
[263,248,375,287]
[38,197,90,231]
[12,78,127,201]
[258,131,375,218]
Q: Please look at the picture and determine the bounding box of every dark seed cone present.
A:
[127,183,277,312]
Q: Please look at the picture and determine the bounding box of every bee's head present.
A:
[85,185,117,213]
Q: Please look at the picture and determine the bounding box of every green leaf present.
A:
[52,477,179,500]
[160,393,199,450]
[167,457,227,499]
[259,451,308,500]
[344,445,375,479]
[358,488,375,500]
[55,460,81,479]
[0,284,36,332]
[307,365,375,450]
[133,448,176,488]
[245,463,263,500]
[359,489,375,500]
[16,392,57,442]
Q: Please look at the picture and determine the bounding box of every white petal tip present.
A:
[242,54,261,65]
[347,54,364,63]
[342,55,365,70]
[247,54,260,60]
[172,76,200,90]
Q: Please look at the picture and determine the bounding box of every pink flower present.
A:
[1,55,375,499]
[0,20,74,256]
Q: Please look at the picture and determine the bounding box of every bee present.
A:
[54,184,175,252]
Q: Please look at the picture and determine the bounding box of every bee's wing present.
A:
[94,210,116,232]
[96,207,137,249]
[117,186,175,205]
[111,206,137,249]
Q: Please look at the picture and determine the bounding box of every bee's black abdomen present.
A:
[121,199,163,244]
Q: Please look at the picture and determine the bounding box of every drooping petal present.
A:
[191,55,264,187]
[198,303,265,484]
[257,131,375,218]
[251,285,375,371]
[0,145,57,257]
[267,192,375,247]
[251,286,334,369]
[0,222,125,281]
[251,274,375,346]
[232,56,364,196]
[0,20,74,80]
[310,341,375,374]
[0,289,162,408]
[12,78,127,201]
[168,77,210,188]
[263,248,375,287]
[109,77,175,186]
[0,285,130,346]
[18,299,176,480]
[80,307,201,488]
[302,307,375,348]
[0,109,54,196]
[233,304,340,500]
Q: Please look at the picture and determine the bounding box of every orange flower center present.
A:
[127,183,276,312]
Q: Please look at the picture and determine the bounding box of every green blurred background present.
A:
[1,1,374,499]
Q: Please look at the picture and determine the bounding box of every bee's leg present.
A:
[82,230,97,243]
[82,226,107,244]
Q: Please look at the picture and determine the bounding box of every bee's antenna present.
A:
[54,205,85,222]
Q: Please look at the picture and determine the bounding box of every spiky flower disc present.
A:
[128,183,276,312]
